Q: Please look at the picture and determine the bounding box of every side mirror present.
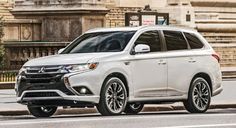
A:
[134,44,150,54]
[58,48,65,54]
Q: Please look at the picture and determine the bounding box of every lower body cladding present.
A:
[17,90,99,107]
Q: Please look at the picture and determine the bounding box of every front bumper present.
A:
[15,65,103,105]
[17,90,100,105]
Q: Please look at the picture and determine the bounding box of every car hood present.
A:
[23,53,117,67]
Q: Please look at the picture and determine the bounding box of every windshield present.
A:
[62,31,136,54]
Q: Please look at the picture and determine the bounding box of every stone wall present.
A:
[42,16,82,42]
[105,7,142,27]
[191,0,236,67]
[4,42,68,69]
[13,0,107,11]
[213,45,236,67]
[11,0,108,42]
[3,20,42,42]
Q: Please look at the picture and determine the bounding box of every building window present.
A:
[186,14,191,22]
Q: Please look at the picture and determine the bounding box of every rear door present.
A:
[163,30,199,96]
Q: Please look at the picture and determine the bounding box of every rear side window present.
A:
[135,31,161,52]
[163,30,188,51]
[184,32,204,49]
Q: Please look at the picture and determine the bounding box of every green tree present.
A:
[0,16,5,68]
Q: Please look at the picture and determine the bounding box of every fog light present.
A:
[72,86,93,95]
[80,88,87,94]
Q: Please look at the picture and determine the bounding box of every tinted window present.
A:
[184,32,204,49]
[164,30,188,51]
[135,31,161,52]
[62,31,135,54]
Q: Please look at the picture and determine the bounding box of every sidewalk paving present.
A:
[0,80,236,116]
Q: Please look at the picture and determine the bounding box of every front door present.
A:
[130,30,167,98]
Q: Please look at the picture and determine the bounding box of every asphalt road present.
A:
[1,109,236,128]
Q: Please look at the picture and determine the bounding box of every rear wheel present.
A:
[97,77,128,116]
[124,103,144,114]
[27,105,57,118]
[184,77,211,113]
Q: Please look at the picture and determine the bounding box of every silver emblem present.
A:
[39,67,45,73]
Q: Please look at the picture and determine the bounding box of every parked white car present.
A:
[15,25,222,117]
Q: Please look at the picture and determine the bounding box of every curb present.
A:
[1,104,236,116]
[0,110,29,116]
[0,82,15,89]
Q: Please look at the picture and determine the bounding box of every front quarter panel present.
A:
[66,56,133,101]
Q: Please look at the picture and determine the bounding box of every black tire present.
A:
[27,105,57,118]
[184,77,211,113]
[124,103,144,114]
[97,77,128,116]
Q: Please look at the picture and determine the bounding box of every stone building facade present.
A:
[105,0,236,67]
[1,0,236,68]
[191,0,236,67]
[2,0,108,69]
[8,0,108,42]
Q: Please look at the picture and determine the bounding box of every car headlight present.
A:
[64,63,98,73]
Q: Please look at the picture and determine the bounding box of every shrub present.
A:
[0,16,5,68]
[0,45,4,68]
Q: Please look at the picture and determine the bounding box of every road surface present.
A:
[1,109,236,128]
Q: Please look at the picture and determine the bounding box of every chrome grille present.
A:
[26,66,63,74]
[18,65,74,96]
[24,66,64,84]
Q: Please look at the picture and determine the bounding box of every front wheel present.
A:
[124,103,144,114]
[184,77,211,113]
[97,77,128,116]
[27,105,57,118]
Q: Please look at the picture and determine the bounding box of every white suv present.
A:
[15,26,222,117]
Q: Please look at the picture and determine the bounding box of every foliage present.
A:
[0,16,5,68]
[0,45,4,68]
[0,16,4,39]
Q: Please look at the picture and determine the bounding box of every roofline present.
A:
[85,25,197,34]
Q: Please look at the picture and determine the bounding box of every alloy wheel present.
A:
[192,81,210,111]
[105,81,126,113]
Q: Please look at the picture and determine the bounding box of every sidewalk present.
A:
[0,80,236,116]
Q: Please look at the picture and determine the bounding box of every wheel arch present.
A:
[102,72,129,97]
[190,72,213,96]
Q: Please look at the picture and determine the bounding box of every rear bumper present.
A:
[17,90,100,105]
[212,86,223,96]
